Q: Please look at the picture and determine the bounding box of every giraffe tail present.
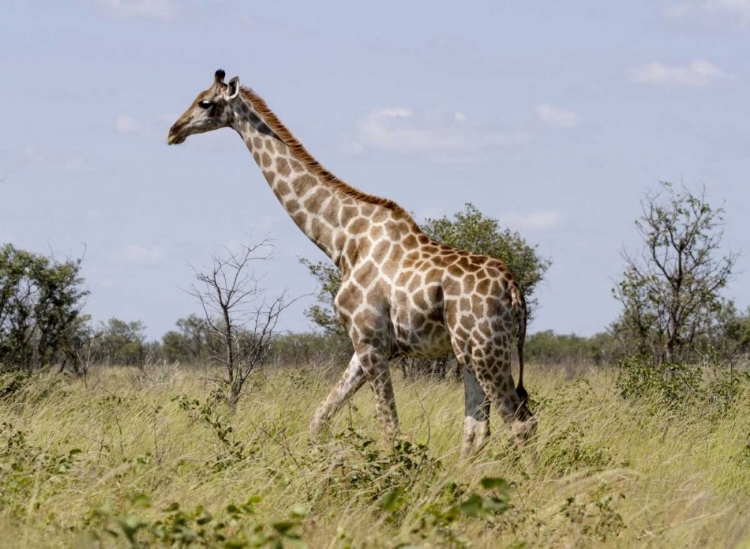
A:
[513,288,529,405]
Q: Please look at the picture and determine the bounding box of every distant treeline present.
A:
[33,312,746,375]
[67,314,623,371]
[5,185,750,377]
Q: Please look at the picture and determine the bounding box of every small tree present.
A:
[702,300,750,358]
[189,240,289,409]
[95,318,147,366]
[0,244,89,370]
[161,314,224,364]
[612,181,738,363]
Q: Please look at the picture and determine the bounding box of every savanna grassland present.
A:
[1,362,750,548]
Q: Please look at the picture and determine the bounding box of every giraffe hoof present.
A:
[511,416,538,444]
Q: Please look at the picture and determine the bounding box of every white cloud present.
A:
[96,0,172,19]
[62,156,96,174]
[359,108,470,152]
[414,207,445,222]
[535,103,580,129]
[339,138,365,156]
[98,279,117,289]
[356,107,528,157]
[112,244,166,265]
[116,115,140,133]
[86,208,102,221]
[663,0,750,26]
[24,145,40,161]
[630,60,727,87]
[21,144,96,174]
[498,210,562,231]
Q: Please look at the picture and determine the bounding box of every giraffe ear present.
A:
[225,76,241,100]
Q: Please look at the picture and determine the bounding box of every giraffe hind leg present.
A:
[472,348,537,446]
[461,366,491,458]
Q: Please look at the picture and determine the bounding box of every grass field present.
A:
[1,362,749,548]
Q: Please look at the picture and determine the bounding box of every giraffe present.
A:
[167,70,537,456]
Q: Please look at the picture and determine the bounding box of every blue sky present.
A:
[2,0,750,340]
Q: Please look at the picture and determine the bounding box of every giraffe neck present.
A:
[228,88,418,268]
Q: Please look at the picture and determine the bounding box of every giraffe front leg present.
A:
[461,367,491,458]
[357,345,399,442]
[309,353,367,442]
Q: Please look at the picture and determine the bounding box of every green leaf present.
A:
[482,497,509,513]
[270,520,294,534]
[480,477,509,491]
[380,489,403,512]
[459,494,483,517]
[131,493,151,508]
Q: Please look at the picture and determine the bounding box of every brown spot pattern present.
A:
[170,75,535,456]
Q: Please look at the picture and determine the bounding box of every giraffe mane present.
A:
[239,86,419,229]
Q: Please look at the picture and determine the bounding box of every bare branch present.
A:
[186,237,295,409]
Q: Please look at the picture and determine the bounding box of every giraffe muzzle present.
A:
[167,124,187,145]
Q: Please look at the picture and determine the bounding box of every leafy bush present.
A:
[313,428,442,507]
[615,354,749,414]
[174,395,257,472]
[539,421,612,476]
[395,477,513,548]
[0,422,82,518]
[616,356,704,408]
[89,494,309,548]
[0,371,31,401]
[562,484,626,543]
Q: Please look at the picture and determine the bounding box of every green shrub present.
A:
[314,428,442,507]
[0,422,82,518]
[174,395,257,472]
[539,421,612,476]
[89,494,309,548]
[562,484,626,543]
[615,356,705,409]
[615,354,750,417]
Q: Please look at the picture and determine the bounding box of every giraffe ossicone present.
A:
[167,69,537,456]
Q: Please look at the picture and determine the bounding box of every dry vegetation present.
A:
[1,362,750,548]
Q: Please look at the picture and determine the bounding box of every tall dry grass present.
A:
[0,362,749,548]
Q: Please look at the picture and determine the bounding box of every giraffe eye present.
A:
[198,100,213,109]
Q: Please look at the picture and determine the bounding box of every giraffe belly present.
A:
[389,310,453,359]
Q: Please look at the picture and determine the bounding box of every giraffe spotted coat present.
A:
[167,70,537,456]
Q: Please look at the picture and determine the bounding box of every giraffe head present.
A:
[167,69,241,145]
